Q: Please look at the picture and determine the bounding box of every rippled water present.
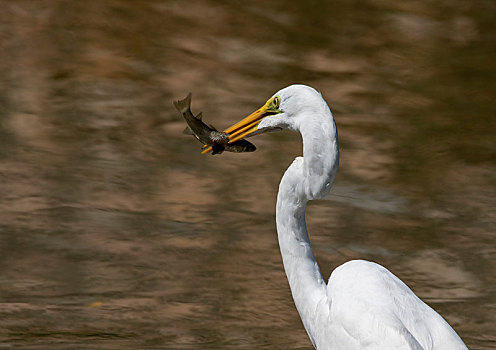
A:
[0,1,495,349]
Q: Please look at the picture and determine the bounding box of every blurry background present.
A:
[0,0,495,349]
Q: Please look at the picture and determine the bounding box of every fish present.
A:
[173,93,256,155]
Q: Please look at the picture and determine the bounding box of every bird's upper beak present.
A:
[202,97,280,154]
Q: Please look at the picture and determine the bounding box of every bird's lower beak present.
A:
[201,102,273,154]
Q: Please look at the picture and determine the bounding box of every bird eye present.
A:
[273,96,280,108]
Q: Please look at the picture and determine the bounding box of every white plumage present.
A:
[224,85,468,349]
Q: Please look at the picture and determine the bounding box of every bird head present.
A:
[202,85,330,154]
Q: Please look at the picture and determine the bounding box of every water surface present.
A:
[0,1,495,349]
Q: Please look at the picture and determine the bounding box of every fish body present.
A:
[174,93,228,154]
[174,93,256,155]
[224,139,256,153]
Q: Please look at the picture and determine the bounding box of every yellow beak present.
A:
[201,99,275,154]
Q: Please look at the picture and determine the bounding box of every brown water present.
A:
[0,1,495,349]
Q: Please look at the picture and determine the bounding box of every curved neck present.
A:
[276,111,339,343]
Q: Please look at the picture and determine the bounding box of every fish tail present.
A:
[173,92,192,114]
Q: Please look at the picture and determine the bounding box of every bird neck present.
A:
[276,112,339,341]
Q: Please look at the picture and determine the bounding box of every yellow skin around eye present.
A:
[271,96,280,109]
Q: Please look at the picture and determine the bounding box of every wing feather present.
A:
[320,260,467,350]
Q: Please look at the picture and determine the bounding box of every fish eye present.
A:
[273,96,280,108]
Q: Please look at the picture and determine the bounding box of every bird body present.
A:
[217,85,467,349]
[322,260,466,350]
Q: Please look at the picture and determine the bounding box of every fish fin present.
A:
[182,126,194,135]
[225,139,256,153]
[211,143,225,155]
[209,124,218,131]
[196,112,203,120]
[173,92,192,114]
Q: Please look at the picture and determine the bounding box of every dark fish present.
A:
[224,139,256,153]
[173,93,256,155]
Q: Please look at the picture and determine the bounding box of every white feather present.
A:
[258,85,467,350]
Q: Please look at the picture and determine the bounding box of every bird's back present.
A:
[314,260,467,350]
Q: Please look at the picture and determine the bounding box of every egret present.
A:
[204,85,467,349]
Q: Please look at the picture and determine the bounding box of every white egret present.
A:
[204,85,467,349]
